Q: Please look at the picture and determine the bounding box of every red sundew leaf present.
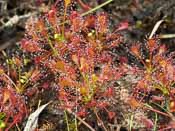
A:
[104,87,114,97]
[151,95,164,102]
[77,0,91,10]
[136,80,147,89]
[86,100,97,107]
[80,57,89,73]
[96,12,108,33]
[72,54,79,65]
[10,69,18,80]
[70,35,81,44]
[168,120,175,129]
[106,33,121,41]
[98,52,112,63]
[48,8,57,26]
[34,51,51,64]
[36,19,47,37]
[20,39,41,53]
[171,89,175,94]
[130,44,140,57]
[99,65,121,82]
[97,102,108,108]
[77,108,87,117]
[1,87,27,127]
[158,45,166,55]
[25,88,37,97]
[70,11,79,20]
[115,21,129,32]
[99,66,111,82]
[30,69,41,82]
[42,82,50,90]
[108,111,115,120]
[154,55,161,63]
[140,117,154,129]
[2,89,10,104]
[59,77,73,87]
[46,60,65,73]
[148,38,157,52]
[119,56,128,64]
[60,104,74,110]
[58,89,68,100]
[13,57,22,67]
[34,56,43,64]
[84,15,95,28]
[55,61,66,72]
[70,11,83,32]
[106,39,121,49]
[166,64,174,80]
[48,9,56,19]
[66,66,77,80]
[87,47,95,58]
[159,59,168,69]
[6,113,23,130]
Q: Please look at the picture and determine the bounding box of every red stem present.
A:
[76,0,91,10]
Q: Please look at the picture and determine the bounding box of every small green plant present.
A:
[0,112,6,129]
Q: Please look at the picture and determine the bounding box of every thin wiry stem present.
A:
[67,109,95,131]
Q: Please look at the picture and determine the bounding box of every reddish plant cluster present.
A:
[0,86,27,130]
[20,3,127,125]
[130,38,175,129]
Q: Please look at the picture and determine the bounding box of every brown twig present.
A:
[66,109,95,131]
[94,109,108,131]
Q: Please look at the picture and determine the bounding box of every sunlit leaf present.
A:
[54,34,65,42]
[129,97,141,109]
[59,77,72,87]
[91,74,98,83]
[0,120,6,129]
[64,0,71,7]
[0,67,4,75]
[80,86,88,95]
[2,90,10,104]
[55,61,65,72]
[72,54,79,65]
[170,101,175,112]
